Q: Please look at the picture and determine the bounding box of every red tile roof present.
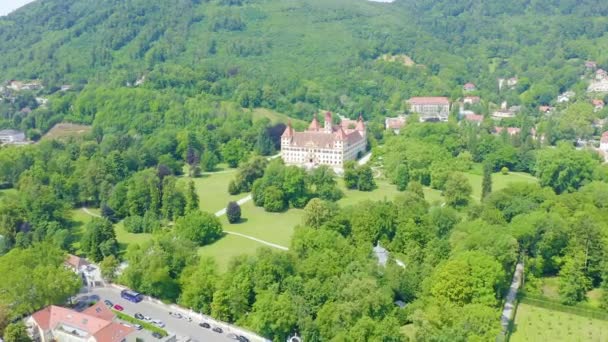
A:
[65,254,89,270]
[464,114,484,122]
[408,97,450,105]
[592,99,605,106]
[308,116,321,131]
[30,305,134,342]
[602,132,608,144]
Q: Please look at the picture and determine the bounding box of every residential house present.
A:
[463,83,476,92]
[593,99,605,112]
[539,106,554,114]
[463,113,484,126]
[507,77,518,88]
[408,97,450,122]
[27,303,134,342]
[586,61,598,70]
[463,96,480,105]
[0,129,26,144]
[597,69,607,81]
[385,116,407,134]
[65,254,90,274]
[557,91,575,103]
[281,112,366,169]
[491,110,515,120]
[494,127,521,136]
[588,80,608,93]
[601,132,608,152]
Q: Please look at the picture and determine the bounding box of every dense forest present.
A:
[2,0,608,340]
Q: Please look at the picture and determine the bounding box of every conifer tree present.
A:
[481,163,492,200]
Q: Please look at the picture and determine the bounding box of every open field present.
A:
[114,220,153,250]
[180,171,244,214]
[197,234,268,271]
[466,171,538,201]
[337,178,443,207]
[219,201,302,247]
[42,123,91,141]
[249,108,307,127]
[510,303,608,342]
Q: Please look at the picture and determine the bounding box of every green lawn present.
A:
[219,201,302,247]
[510,303,608,342]
[180,170,245,214]
[197,234,268,271]
[249,107,307,127]
[0,188,17,197]
[466,171,538,202]
[114,220,153,249]
[337,178,444,208]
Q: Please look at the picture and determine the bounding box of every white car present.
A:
[143,315,152,321]
[152,319,165,328]
[169,312,182,319]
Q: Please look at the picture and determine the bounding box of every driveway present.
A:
[84,287,251,342]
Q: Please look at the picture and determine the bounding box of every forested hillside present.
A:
[1,0,608,130]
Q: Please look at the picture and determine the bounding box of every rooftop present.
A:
[408,96,450,105]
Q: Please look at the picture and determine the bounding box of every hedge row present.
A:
[113,310,169,337]
[520,294,608,321]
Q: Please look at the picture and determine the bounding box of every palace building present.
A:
[281,112,366,169]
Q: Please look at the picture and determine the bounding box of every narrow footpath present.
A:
[500,261,524,334]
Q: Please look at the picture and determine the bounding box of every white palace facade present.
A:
[280,112,366,169]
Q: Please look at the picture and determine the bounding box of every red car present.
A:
[113,304,124,311]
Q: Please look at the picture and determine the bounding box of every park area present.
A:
[66,165,539,271]
[510,303,608,342]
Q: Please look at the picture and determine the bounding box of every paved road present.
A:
[86,287,241,342]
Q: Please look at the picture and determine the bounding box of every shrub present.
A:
[228,179,240,195]
[263,186,286,212]
[501,166,509,175]
[226,201,241,223]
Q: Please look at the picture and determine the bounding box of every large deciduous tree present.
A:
[175,210,223,246]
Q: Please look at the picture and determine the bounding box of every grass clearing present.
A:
[114,220,153,250]
[219,201,302,247]
[180,171,244,214]
[466,171,537,201]
[42,123,91,141]
[337,178,444,208]
[510,303,608,342]
[249,108,307,127]
[198,234,268,272]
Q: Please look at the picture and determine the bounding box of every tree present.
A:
[200,150,219,172]
[395,163,410,191]
[222,139,248,168]
[179,258,218,314]
[263,186,286,212]
[99,255,119,282]
[444,173,472,208]
[481,163,492,200]
[0,244,80,319]
[303,198,338,229]
[559,253,591,305]
[343,161,358,189]
[226,201,241,224]
[175,210,223,246]
[429,251,505,307]
[81,218,118,262]
[185,180,199,213]
[357,165,376,191]
[535,143,598,194]
[3,322,30,342]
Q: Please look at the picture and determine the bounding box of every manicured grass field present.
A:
[465,171,538,202]
[180,171,244,214]
[219,201,302,247]
[337,178,443,207]
[510,303,608,342]
[197,234,268,271]
[114,220,153,249]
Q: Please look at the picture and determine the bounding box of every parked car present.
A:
[134,313,144,320]
[152,332,163,339]
[143,315,152,321]
[103,300,113,307]
[185,316,193,322]
[199,322,211,329]
[152,319,165,328]
[113,304,124,311]
[227,333,238,340]
[133,324,143,330]
[169,312,182,319]
[212,326,223,333]
[238,336,250,342]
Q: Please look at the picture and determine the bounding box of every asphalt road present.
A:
[86,287,238,342]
